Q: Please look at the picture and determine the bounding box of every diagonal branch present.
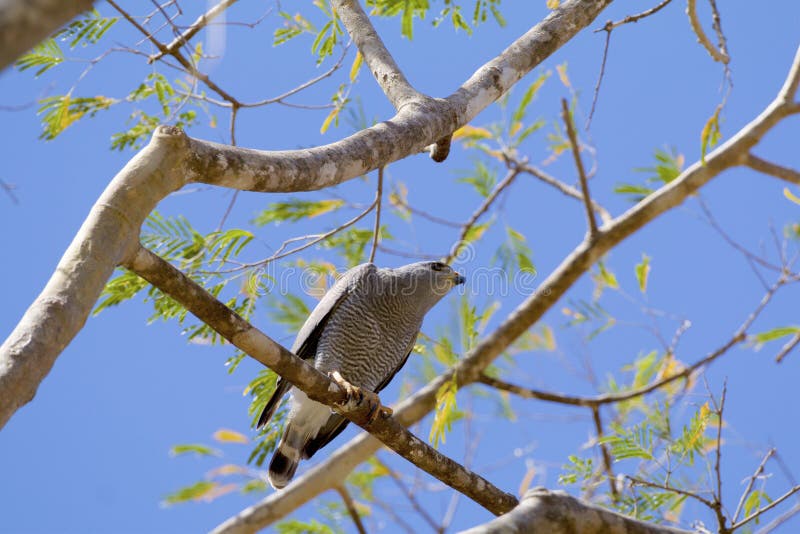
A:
[561,98,599,238]
[213,44,800,530]
[126,245,518,517]
[745,153,800,185]
[461,487,691,533]
[148,0,240,63]
[333,0,420,109]
[516,162,613,224]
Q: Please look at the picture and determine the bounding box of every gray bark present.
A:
[0,0,95,71]
[460,488,692,534]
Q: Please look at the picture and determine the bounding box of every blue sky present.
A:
[1,1,800,533]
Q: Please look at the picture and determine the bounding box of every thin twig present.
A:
[335,485,367,534]
[516,161,612,223]
[561,98,598,238]
[445,167,521,263]
[374,457,442,532]
[595,0,674,32]
[775,333,800,364]
[733,448,776,523]
[148,0,241,63]
[686,0,730,64]
[586,27,611,129]
[709,381,729,533]
[369,167,384,263]
[732,485,800,530]
[591,406,619,499]
[627,475,716,509]
[108,0,240,104]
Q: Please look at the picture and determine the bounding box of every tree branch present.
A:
[125,245,518,517]
[744,153,800,185]
[0,0,96,72]
[148,0,240,64]
[333,0,420,109]
[212,46,800,530]
[516,162,613,224]
[686,0,729,64]
[561,98,599,238]
[460,487,691,534]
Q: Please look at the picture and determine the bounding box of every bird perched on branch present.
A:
[257,261,465,489]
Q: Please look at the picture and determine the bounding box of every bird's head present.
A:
[382,261,466,309]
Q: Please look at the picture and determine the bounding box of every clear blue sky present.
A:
[1,1,799,533]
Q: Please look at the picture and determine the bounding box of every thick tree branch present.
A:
[460,487,691,534]
[0,0,96,72]
[333,0,420,109]
[214,44,800,530]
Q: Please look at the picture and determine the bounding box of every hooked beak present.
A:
[452,272,466,285]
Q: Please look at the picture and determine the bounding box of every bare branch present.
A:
[595,0,674,32]
[561,98,599,238]
[126,245,519,519]
[445,167,521,263]
[461,487,691,534]
[775,333,800,364]
[148,0,240,63]
[745,154,800,185]
[333,0,420,108]
[369,167,384,263]
[686,0,730,64]
[334,485,367,534]
[733,448,775,524]
[516,162,613,224]
[591,406,619,499]
[210,46,800,529]
[732,485,800,531]
[107,0,240,104]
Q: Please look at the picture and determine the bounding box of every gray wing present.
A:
[300,332,419,459]
[256,263,377,429]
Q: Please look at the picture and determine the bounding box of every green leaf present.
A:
[162,481,218,505]
[751,326,800,344]
[700,105,723,164]
[15,39,63,76]
[511,70,550,126]
[253,199,346,226]
[429,375,463,447]
[38,94,117,140]
[614,183,654,202]
[458,160,497,197]
[169,444,221,457]
[635,254,651,293]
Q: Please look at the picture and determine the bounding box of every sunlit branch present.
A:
[334,485,367,534]
[127,245,519,521]
[745,153,800,185]
[148,0,241,63]
[733,449,775,524]
[107,0,241,104]
[514,161,612,224]
[561,98,599,239]
[686,0,729,64]
[445,167,521,263]
[332,0,420,109]
[369,167,384,263]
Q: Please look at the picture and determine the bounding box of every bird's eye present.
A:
[431,262,446,271]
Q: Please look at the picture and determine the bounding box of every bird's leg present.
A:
[328,370,393,423]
